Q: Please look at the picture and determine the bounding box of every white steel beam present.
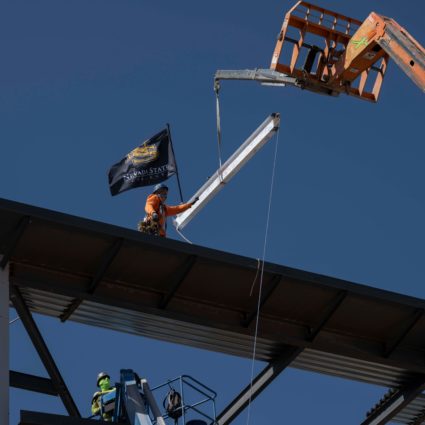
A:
[0,259,9,425]
[174,113,281,230]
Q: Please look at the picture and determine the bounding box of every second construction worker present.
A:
[140,183,198,237]
[91,372,115,421]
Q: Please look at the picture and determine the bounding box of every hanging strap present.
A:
[214,79,224,181]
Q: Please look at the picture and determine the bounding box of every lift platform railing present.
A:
[150,375,217,425]
[269,1,390,101]
[216,2,424,101]
[93,371,216,425]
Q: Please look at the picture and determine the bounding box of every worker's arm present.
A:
[91,394,101,416]
[145,194,160,215]
[165,203,192,217]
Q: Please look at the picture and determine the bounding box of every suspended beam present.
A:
[10,371,58,396]
[214,69,297,87]
[216,346,302,425]
[174,113,281,230]
[10,285,81,418]
[361,376,425,425]
[0,260,9,425]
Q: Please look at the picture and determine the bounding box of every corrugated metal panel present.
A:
[19,287,416,390]
[293,349,414,388]
[392,394,425,423]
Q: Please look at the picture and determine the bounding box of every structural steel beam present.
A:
[216,346,302,425]
[0,261,9,425]
[307,290,347,342]
[241,275,281,327]
[20,410,111,425]
[383,309,424,358]
[60,238,123,322]
[10,285,81,418]
[10,370,58,396]
[158,255,197,309]
[0,215,30,270]
[361,376,425,425]
[174,113,280,230]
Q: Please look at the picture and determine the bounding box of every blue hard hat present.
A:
[153,183,169,193]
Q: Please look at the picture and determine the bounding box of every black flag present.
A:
[108,129,176,196]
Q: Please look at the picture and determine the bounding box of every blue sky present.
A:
[3,0,425,424]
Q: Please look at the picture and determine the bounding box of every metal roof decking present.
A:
[2,197,425,391]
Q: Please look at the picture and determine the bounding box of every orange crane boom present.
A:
[270,2,425,101]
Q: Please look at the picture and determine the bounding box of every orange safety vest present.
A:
[144,194,192,237]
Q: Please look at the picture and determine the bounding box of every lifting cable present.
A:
[214,79,282,425]
[245,126,280,425]
[214,80,224,179]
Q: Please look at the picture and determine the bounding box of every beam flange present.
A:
[361,376,425,425]
[216,346,303,425]
[10,284,81,417]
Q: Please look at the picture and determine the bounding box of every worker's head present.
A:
[153,183,168,200]
[96,372,111,391]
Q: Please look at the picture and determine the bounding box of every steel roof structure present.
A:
[1,197,425,425]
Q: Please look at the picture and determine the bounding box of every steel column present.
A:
[10,285,80,417]
[0,261,9,425]
[216,346,302,425]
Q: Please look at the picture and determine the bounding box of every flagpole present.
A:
[166,123,184,203]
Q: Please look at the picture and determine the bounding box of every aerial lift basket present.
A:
[270,1,424,101]
[270,1,386,101]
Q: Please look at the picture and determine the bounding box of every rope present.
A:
[245,126,280,425]
[249,258,261,297]
[214,80,224,181]
[175,227,193,244]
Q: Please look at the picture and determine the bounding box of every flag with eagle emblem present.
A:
[108,128,176,196]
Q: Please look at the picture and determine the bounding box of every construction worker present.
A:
[91,372,115,421]
[141,183,198,237]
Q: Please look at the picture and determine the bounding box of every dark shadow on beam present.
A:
[361,375,425,425]
[60,238,123,322]
[10,285,81,418]
[216,345,303,425]
[0,215,30,269]
[383,309,424,358]
[159,255,197,309]
[307,290,347,342]
[19,410,111,425]
[241,275,281,327]
[10,371,58,396]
